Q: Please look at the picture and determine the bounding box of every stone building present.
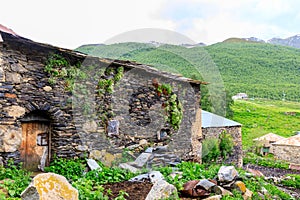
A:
[202,110,242,167]
[253,133,286,155]
[272,134,300,164]
[0,29,203,171]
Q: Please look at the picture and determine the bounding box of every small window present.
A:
[37,133,48,146]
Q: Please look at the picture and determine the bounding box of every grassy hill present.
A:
[232,99,300,149]
[76,41,300,102]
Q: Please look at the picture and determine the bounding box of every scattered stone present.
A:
[129,173,150,182]
[5,72,21,83]
[233,181,247,194]
[196,179,216,191]
[119,163,140,173]
[43,86,52,92]
[203,195,222,200]
[243,188,253,200]
[148,171,164,184]
[11,63,28,73]
[246,168,264,177]
[87,159,101,171]
[21,173,78,200]
[213,186,233,196]
[217,166,238,182]
[131,153,152,168]
[89,150,121,167]
[145,180,177,200]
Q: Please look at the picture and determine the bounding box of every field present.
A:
[231,99,300,149]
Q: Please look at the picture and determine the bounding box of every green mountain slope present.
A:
[76,41,300,102]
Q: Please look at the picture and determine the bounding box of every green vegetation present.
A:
[281,174,300,189]
[0,160,31,199]
[231,99,300,149]
[164,93,183,131]
[1,158,297,199]
[202,131,234,162]
[243,153,290,169]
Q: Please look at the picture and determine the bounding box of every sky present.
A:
[1,0,300,49]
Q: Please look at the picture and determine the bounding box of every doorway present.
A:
[19,111,51,171]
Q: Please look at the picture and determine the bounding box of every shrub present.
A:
[202,138,220,163]
[219,131,234,159]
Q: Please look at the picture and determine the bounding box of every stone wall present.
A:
[273,145,300,164]
[202,126,243,167]
[0,33,202,167]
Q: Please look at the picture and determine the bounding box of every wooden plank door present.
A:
[20,122,50,171]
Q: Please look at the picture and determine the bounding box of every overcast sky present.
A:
[1,0,300,49]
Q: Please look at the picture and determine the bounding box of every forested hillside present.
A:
[76,41,300,103]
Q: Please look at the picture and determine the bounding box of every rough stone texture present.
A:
[0,125,22,152]
[242,188,253,200]
[273,145,300,164]
[213,186,233,196]
[202,126,243,167]
[89,149,121,167]
[196,179,216,191]
[119,163,140,173]
[21,173,78,200]
[87,158,101,171]
[217,166,239,183]
[145,179,177,200]
[0,32,202,168]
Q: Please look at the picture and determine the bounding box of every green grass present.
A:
[231,99,300,149]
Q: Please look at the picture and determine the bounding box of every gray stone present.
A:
[145,147,154,153]
[243,188,253,200]
[213,186,233,196]
[21,185,39,200]
[87,159,102,171]
[0,157,3,167]
[217,166,238,182]
[145,180,177,200]
[11,63,28,73]
[196,179,216,191]
[129,173,149,182]
[119,163,140,173]
[132,153,152,168]
[149,171,164,184]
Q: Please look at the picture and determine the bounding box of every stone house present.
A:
[253,133,286,155]
[0,29,203,171]
[201,110,242,167]
[272,135,300,164]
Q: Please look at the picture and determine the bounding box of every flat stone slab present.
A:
[87,158,101,171]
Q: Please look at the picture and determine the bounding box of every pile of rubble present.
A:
[180,166,252,200]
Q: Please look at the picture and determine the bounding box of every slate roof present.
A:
[0,25,206,86]
[202,110,241,128]
[253,133,286,142]
[273,134,300,147]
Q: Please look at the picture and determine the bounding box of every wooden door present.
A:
[20,122,50,171]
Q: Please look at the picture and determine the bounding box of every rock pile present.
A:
[181,166,253,200]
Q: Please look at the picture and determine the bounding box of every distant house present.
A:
[202,110,242,167]
[232,93,248,100]
[253,133,286,155]
[272,135,300,164]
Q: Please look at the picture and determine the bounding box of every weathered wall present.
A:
[273,145,300,164]
[202,126,243,167]
[0,34,202,167]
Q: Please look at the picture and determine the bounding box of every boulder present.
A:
[217,166,238,182]
[145,180,177,200]
[21,173,78,200]
[182,180,210,197]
